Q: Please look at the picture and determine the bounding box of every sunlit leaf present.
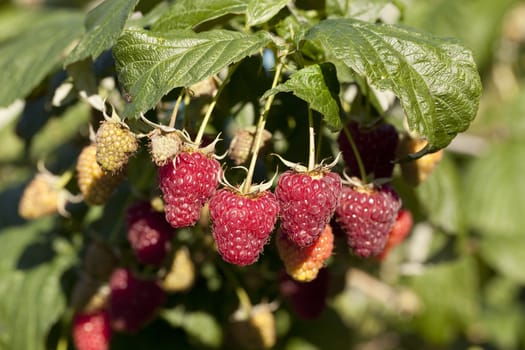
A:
[305,19,481,152]
[114,28,271,118]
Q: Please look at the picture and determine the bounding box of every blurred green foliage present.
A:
[0,0,524,349]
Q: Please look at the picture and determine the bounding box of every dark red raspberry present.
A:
[72,309,112,350]
[209,188,279,266]
[335,184,401,258]
[127,201,173,266]
[337,121,398,180]
[377,208,413,261]
[279,268,330,320]
[108,268,166,333]
[158,151,220,228]
[275,170,341,247]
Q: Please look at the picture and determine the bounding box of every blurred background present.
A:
[1,0,525,349]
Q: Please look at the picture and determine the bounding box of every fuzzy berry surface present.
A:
[336,184,401,258]
[338,121,398,180]
[148,131,181,167]
[279,268,330,320]
[275,170,341,247]
[158,151,220,228]
[377,208,413,261]
[127,201,173,266]
[18,174,59,219]
[72,310,112,350]
[276,224,334,282]
[77,144,124,205]
[108,268,166,333]
[209,188,279,266]
[96,120,138,173]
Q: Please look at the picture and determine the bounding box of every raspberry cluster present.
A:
[59,104,427,345]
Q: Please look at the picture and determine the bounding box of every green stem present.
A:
[242,56,285,193]
[307,108,315,172]
[315,120,324,166]
[194,63,239,146]
[342,123,367,183]
[168,90,185,129]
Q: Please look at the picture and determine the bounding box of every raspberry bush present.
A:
[2,0,525,349]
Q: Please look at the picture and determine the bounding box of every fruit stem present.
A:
[316,120,324,166]
[194,62,239,147]
[242,55,285,194]
[342,123,368,183]
[307,108,315,172]
[168,90,185,129]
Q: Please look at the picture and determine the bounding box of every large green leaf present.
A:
[152,0,249,31]
[246,0,290,27]
[264,63,341,130]
[305,19,481,152]
[0,11,84,107]
[463,140,525,237]
[325,0,394,22]
[479,235,525,284]
[409,257,478,344]
[0,220,76,350]
[64,0,140,65]
[114,28,271,118]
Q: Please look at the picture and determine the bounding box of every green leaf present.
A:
[416,155,463,234]
[161,307,222,348]
[264,63,341,130]
[325,0,394,22]
[152,0,249,31]
[0,220,76,350]
[479,235,525,284]
[463,140,525,237]
[305,19,481,152]
[125,1,170,29]
[246,0,290,27]
[114,28,271,118]
[0,10,84,107]
[64,0,139,65]
[409,257,478,344]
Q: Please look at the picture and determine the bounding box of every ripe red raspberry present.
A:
[337,121,398,180]
[275,170,341,247]
[108,268,165,333]
[276,224,334,282]
[279,268,330,320]
[335,183,401,258]
[127,201,173,266]
[72,310,112,350]
[377,208,413,261]
[158,151,220,228]
[209,188,279,266]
